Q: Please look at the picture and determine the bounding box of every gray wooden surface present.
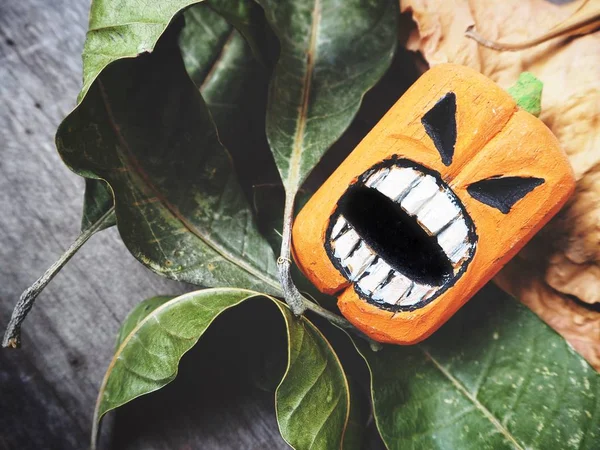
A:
[0,1,290,448]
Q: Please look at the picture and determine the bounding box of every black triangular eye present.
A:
[467,176,545,214]
[421,92,457,166]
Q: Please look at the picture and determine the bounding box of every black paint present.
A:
[467,176,545,214]
[421,92,457,166]
[338,185,453,286]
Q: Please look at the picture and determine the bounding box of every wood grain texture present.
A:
[0,1,288,448]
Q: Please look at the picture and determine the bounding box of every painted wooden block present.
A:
[292,64,575,345]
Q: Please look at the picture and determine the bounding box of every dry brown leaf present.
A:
[465,0,600,51]
[402,0,600,368]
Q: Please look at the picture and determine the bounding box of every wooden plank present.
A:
[0,350,86,449]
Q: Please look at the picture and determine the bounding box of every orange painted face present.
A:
[292,64,575,345]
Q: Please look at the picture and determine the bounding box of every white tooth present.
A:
[344,241,376,281]
[365,168,390,188]
[356,258,392,294]
[400,175,440,214]
[398,283,435,306]
[437,219,470,263]
[448,240,471,265]
[416,190,460,235]
[372,272,412,305]
[374,167,421,201]
[333,228,360,260]
[331,216,347,240]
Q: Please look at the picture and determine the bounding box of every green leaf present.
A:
[78,0,270,237]
[93,289,350,450]
[275,301,351,449]
[181,2,283,208]
[180,3,266,150]
[354,284,600,449]
[181,3,252,93]
[57,28,281,295]
[257,0,398,193]
[115,295,175,349]
[207,0,273,67]
[79,0,205,102]
[19,1,206,329]
[507,72,543,117]
[81,179,116,232]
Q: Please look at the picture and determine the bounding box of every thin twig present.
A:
[277,191,306,316]
[302,295,382,350]
[301,296,351,330]
[2,207,116,348]
[276,191,381,348]
[465,8,600,52]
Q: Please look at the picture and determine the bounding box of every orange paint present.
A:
[292,64,575,345]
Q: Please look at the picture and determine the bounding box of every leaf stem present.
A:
[301,294,382,350]
[464,7,600,52]
[301,296,349,329]
[277,191,306,316]
[276,192,380,348]
[2,206,116,349]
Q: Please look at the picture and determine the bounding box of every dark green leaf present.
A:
[181,3,250,93]
[76,1,263,236]
[57,29,281,295]
[180,2,280,201]
[207,0,273,66]
[355,284,600,449]
[93,289,350,450]
[43,1,206,310]
[257,0,398,193]
[180,3,270,163]
[79,0,205,102]
[81,179,116,232]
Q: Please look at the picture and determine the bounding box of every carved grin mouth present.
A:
[325,158,477,312]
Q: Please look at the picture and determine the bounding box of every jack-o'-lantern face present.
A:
[292,64,575,345]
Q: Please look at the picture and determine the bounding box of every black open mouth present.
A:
[325,158,478,312]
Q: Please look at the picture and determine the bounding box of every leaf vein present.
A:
[423,350,525,450]
[308,392,343,449]
[285,0,321,191]
[88,20,166,32]
[287,359,328,422]
[118,357,166,382]
[96,80,281,293]
[152,315,194,341]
